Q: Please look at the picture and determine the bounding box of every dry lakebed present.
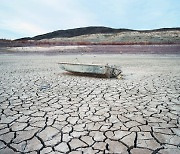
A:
[0,53,180,154]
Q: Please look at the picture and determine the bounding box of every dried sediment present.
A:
[0,54,180,153]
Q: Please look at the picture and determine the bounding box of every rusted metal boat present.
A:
[58,63,122,78]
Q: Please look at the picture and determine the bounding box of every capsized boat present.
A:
[58,63,122,78]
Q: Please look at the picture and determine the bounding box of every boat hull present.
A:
[59,63,121,78]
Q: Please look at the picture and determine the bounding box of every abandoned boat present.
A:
[58,63,122,78]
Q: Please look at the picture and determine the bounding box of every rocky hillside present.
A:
[17,26,180,45]
[1,27,179,47]
[41,29,180,44]
[18,27,135,40]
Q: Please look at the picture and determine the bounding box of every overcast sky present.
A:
[0,0,180,39]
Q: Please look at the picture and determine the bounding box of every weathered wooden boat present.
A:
[58,63,122,78]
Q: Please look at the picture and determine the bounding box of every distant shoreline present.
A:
[0,44,180,55]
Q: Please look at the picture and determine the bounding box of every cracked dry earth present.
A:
[0,54,180,154]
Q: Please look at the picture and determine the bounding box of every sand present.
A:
[0,53,180,153]
[3,44,180,54]
[6,45,87,52]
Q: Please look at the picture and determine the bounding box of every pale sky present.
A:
[0,0,180,39]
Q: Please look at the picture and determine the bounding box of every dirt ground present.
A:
[0,53,180,153]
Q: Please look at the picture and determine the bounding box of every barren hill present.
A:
[1,27,180,49]
[17,26,180,44]
[18,27,135,40]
